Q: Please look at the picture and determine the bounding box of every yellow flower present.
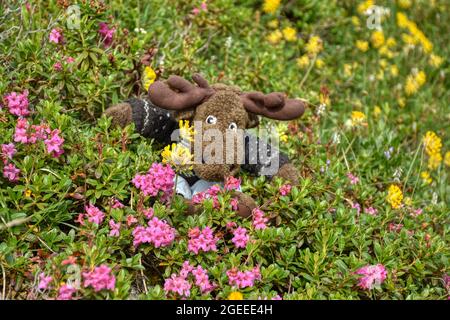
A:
[379,59,388,69]
[423,131,442,156]
[444,151,450,167]
[429,54,443,68]
[356,40,369,52]
[376,69,385,80]
[386,37,397,48]
[282,27,297,42]
[268,19,279,29]
[373,105,382,117]
[262,0,281,14]
[357,0,374,15]
[404,197,413,206]
[142,66,156,91]
[315,58,325,69]
[228,291,244,300]
[305,36,323,56]
[397,0,412,9]
[351,111,366,126]
[405,70,425,96]
[351,16,361,27]
[405,75,419,96]
[296,55,310,68]
[401,33,416,45]
[371,30,385,49]
[276,122,289,143]
[427,153,442,170]
[161,143,193,170]
[420,171,432,185]
[343,64,353,77]
[267,29,283,44]
[179,120,195,142]
[387,185,403,209]
[397,12,409,28]
[24,189,32,197]
[415,71,426,86]
[397,97,406,108]
[390,65,399,77]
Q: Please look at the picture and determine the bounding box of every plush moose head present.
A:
[146,73,307,182]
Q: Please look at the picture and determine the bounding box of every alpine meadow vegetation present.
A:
[0,0,449,300]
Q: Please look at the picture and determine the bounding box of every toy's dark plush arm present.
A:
[104,98,178,145]
[241,134,299,185]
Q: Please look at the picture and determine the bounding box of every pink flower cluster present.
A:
[364,206,378,215]
[44,129,64,157]
[98,22,115,47]
[109,219,121,237]
[187,227,219,254]
[252,208,268,230]
[3,163,20,182]
[132,216,176,247]
[38,273,53,291]
[83,265,116,292]
[49,28,63,44]
[279,184,292,196]
[2,143,20,181]
[57,284,76,300]
[192,185,221,208]
[224,176,241,191]
[226,266,261,289]
[192,2,207,15]
[4,90,29,116]
[347,172,359,185]
[164,261,215,297]
[231,227,249,249]
[12,119,64,157]
[111,198,124,209]
[85,204,105,225]
[132,163,174,203]
[355,264,387,290]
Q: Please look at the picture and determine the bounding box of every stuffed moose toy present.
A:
[104,73,307,217]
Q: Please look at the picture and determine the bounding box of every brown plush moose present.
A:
[104,73,306,217]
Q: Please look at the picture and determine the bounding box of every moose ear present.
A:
[246,112,260,128]
[173,108,195,122]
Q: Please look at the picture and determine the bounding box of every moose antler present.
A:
[148,73,214,110]
[240,92,306,120]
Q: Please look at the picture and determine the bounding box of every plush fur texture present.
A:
[103,73,306,216]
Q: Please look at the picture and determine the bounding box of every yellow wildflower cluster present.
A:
[357,0,374,15]
[276,122,289,143]
[178,120,195,142]
[267,29,283,44]
[228,292,244,300]
[161,143,193,171]
[262,0,281,14]
[267,26,297,44]
[356,40,369,52]
[428,54,444,68]
[397,12,433,53]
[423,131,443,170]
[296,36,324,69]
[296,55,310,69]
[305,36,323,56]
[142,66,156,91]
[404,70,426,96]
[282,27,297,42]
[343,62,358,77]
[420,171,432,185]
[386,185,403,209]
[351,111,366,127]
[371,30,385,49]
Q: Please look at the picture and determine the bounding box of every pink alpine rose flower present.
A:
[355,264,387,290]
[49,28,63,44]
[83,265,116,292]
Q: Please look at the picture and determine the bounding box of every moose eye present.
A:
[228,122,238,131]
[206,115,217,124]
